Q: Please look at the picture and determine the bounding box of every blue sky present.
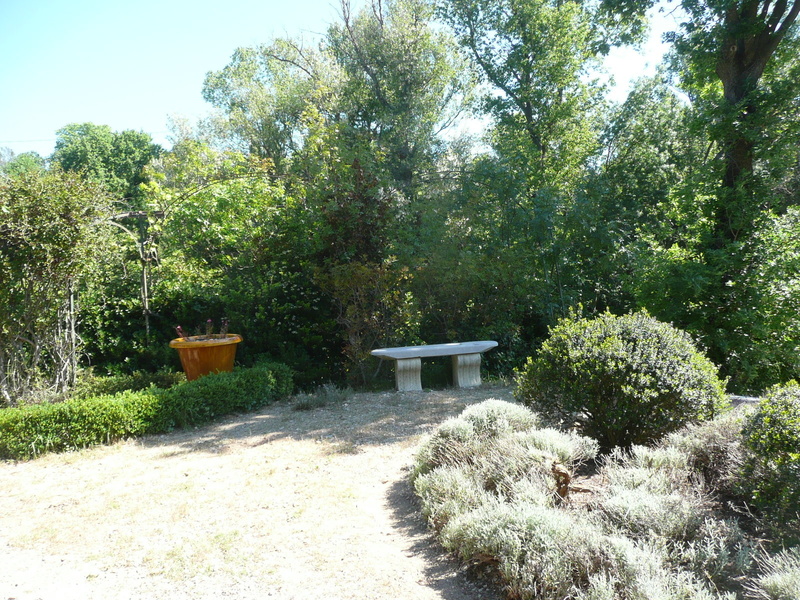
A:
[0,0,675,158]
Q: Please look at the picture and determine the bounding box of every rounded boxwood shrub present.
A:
[515,311,729,451]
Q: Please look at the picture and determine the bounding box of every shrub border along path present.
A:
[0,386,511,600]
[0,362,293,460]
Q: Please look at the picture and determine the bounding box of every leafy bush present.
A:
[147,361,293,431]
[0,390,158,459]
[515,310,729,450]
[71,369,186,399]
[0,362,292,460]
[0,169,109,402]
[740,382,800,544]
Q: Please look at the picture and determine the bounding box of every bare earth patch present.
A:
[0,385,513,600]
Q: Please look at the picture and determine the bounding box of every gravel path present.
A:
[0,386,512,600]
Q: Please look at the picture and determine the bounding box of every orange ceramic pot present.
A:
[169,334,242,381]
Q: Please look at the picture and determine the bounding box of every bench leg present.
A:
[395,357,422,392]
[452,353,482,388]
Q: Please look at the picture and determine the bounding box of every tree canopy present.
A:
[3,0,800,398]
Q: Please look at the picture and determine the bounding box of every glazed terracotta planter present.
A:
[169,334,242,381]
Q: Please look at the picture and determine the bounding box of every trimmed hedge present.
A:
[70,369,187,399]
[0,361,293,460]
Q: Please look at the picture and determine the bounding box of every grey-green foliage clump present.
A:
[661,408,751,496]
[293,383,353,411]
[747,547,800,600]
[595,446,708,541]
[515,310,730,451]
[413,398,595,507]
[412,400,749,600]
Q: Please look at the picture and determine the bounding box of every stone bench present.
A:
[371,341,498,392]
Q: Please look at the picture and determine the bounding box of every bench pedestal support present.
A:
[395,357,422,392]
[452,353,482,388]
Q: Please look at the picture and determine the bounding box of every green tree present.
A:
[202,39,333,172]
[51,123,161,207]
[438,0,633,198]
[0,170,109,403]
[0,151,45,178]
[391,0,617,364]
[327,0,473,199]
[673,0,800,234]
[659,0,800,381]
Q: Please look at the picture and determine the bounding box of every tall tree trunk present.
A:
[712,0,800,242]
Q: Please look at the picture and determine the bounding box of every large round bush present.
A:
[515,311,728,450]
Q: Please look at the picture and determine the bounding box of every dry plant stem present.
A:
[0,386,512,600]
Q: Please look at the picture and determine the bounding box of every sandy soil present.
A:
[0,385,513,600]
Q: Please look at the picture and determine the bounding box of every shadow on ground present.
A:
[139,385,515,459]
[385,476,507,600]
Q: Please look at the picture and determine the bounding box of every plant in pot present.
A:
[169,318,242,381]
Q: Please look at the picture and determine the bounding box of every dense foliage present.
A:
[0,362,292,460]
[515,311,729,450]
[740,381,800,542]
[1,0,799,398]
[0,170,109,403]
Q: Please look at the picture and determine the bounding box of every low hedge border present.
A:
[0,361,293,460]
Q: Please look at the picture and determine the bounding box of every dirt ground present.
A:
[0,385,514,600]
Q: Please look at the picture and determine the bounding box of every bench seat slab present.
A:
[371,341,497,360]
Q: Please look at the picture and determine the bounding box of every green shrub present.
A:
[740,382,800,544]
[515,310,729,450]
[71,369,186,399]
[0,389,159,459]
[0,362,293,460]
[147,361,294,431]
